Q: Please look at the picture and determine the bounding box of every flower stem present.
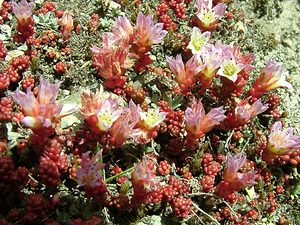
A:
[191,201,220,225]
[105,166,134,183]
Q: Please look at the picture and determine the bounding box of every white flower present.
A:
[187,27,211,55]
[139,108,167,130]
[217,58,244,82]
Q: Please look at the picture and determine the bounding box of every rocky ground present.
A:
[228,0,300,132]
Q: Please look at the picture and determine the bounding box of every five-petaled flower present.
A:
[76,151,105,187]
[262,121,300,164]
[138,107,167,131]
[187,27,211,55]
[195,0,227,31]
[13,0,34,25]
[217,57,245,82]
[249,60,292,100]
[80,88,123,134]
[9,78,77,131]
[59,11,74,40]
[223,98,269,129]
[166,54,202,92]
[219,45,255,96]
[135,12,168,48]
[216,153,258,197]
[128,100,167,144]
[185,99,226,140]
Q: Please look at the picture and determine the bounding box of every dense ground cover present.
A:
[0,0,300,224]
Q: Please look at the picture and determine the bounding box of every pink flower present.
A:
[216,153,258,197]
[9,79,76,130]
[76,151,105,187]
[91,43,132,79]
[80,88,104,118]
[109,113,135,147]
[91,42,133,89]
[80,89,123,134]
[91,44,128,79]
[223,153,246,182]
[128,99,143,124]
[220,46,255,96]
[236,99,268,125]
[166,54,202,91]
[91,13,166,81]
[135,12,168,47]
[138,107,167,130]
[250,60,292,99]
[215,43,246,79]
[109,101,141,147]
[269,122,300,152]
[197,44,224,89]
[263,122,300,164]
[131,159,160,205]
[247,99,269,117]
[111,15,134,43]
[195,0,227,31]
[127,100,166,144]
[59,11,74,40]
[223,98,268,129]
[231,46,255,73]
[100,13,167,53]
[224,153,258,188]
[99,33,116,49]
[13,0,34,24]
[185,100,226,139]
[131,159,157,192]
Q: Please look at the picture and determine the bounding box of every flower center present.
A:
[81,172,96,186]
[273,133,287,145]
[201,11,216,25]
[223,60,238,76]
[268,132,289,154]
[99,111,112,123]
[145,110,161,128]
[192,37,206,51]
[98,110,114,130]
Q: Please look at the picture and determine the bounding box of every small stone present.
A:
[281,39,293,48]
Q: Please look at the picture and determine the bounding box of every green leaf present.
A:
[171,94,183,109]
[245,186,256,200]
[162,91,172,106]
[5,50,24,62]
[100,18,113,28]
[6,123,24,149]
[1,24,11,37]
[137,215,162,225]
[161,93,183,110]
[61,115,81,129]
[33,12,59,30]
[0,34,6,41]
[292,181,300,195]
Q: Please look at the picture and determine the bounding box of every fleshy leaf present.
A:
[61,114,81,128]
